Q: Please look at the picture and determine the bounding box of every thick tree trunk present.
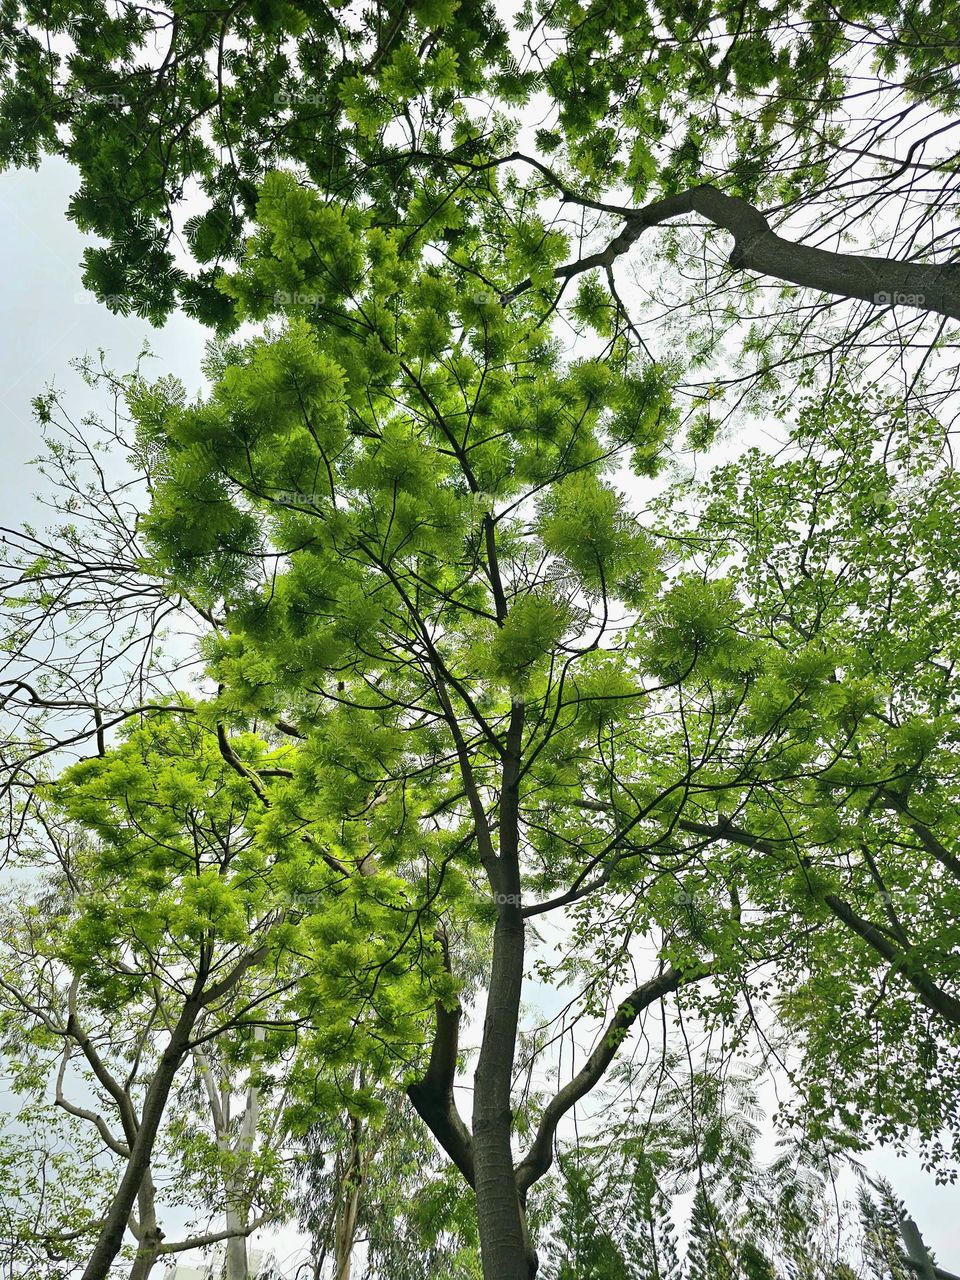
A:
[224,1209,249,1280]
[81,1001,200,1280]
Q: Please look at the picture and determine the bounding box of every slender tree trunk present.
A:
[472,897,530,1280]
[81,1001,200,1280]
[333,1113,364,1280]
[128,1233,161,1280]
[334,1184,360,1280]
[472,704,532,1280]
[222,1030,263,1280]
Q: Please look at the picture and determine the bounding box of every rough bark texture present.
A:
[673,186,960,319]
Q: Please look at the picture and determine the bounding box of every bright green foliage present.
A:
[35,707,429,1058]
[0,704,436,1269]
[118,182,960,1192]
[537,472,658,607]
[114,175,687,1022]
[2,0,958,338]
[0,0,515,324]
[624,383,960,1170]
[533,0,960,202]
[4,14,960,1258]
[2,0,959,442]
[8,294,960,1273]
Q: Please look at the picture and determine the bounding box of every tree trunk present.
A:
[333,1112,364,1280]
[222,1034,262,1280]
[471,702,533,1280]
[472,898,531,1280]
[224,1209,249,1280]
[334,1183,360,1280]
[81,1001,200,1280]
[128,1167,162,1280]
[128,1233,161,1280]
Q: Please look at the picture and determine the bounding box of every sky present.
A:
[0,158,208,528]
[2,155,960,1273]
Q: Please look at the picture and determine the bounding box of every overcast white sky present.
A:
[2,155,959,1272]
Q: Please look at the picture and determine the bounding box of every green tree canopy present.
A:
[0,704,437,1278]
[3,0,960,415]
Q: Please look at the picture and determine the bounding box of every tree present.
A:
[3,0,960,414]
[120,167,728,1280]
[619,381,960,1169]
[5,92,960,1280]
[124,169,960,1269]
[0,1107,114,1278]
[540,1150,682,1280]
[534,1058,881,1280]
[5,158,960,1278]
[0,707,430,1280]
[176,1030,287,1280]
[290,1083,481,1280]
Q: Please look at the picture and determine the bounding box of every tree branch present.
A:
[157,1213,270,1255]
[514,966,697,1196]
[407,923,475,1187]
[677,818,960,1026]
[505,175,960,320]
